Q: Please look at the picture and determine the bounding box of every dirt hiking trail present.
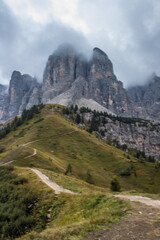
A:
[88,202,160,240]
[88,194,160,239]
[31,168,76,194]
[1,160,15,166]
[24,148,37,159]
[115,194,160,209]
[1,159,160,239]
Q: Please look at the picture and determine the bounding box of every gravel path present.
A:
[24,148,37,159]
[1,160,15,166]
[87,202,160,240]
[22,139,40,146]
[31,168,76,194]
[115,194,160,209]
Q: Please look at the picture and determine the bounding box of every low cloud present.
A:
[79,0,160,87]
[1,0,160,88]
[0,0,90,84]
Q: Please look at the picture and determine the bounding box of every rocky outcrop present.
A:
[128,76,160,120]
[0,44,159,161]
[1,71,41,121]
[42,45,88,103]
[0,84,7,100]
[102,119,160,160]
[80,111,160,160]
[0,45,160,122]
[42,45,133,116]
[87,48,132,114]
[0,84,8,120]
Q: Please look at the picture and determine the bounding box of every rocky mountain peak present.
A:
[93,47,108,58]
[9,71,33,101]
[41,44,132,114]
[42,44,88,102]
[1,71,41,121]
[0,84,8,120]
[11,70,21,79]
[0,44,159,122]
[90,47,113,77]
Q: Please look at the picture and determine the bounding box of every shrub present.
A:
[65,164,72,175]
[34,118,44,124]
[110,176,121,192]
[0,148,5,153]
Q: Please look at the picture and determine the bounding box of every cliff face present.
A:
[0,84,7,120]
[42,45,132,116]
[1,71,41,121]
[128,76,160,120]
[77,110,160,160]
[43,46,78,98]
[42,45,88,104]
[87,48,132,114]
[102,119,160,160]
[0,84,7,100]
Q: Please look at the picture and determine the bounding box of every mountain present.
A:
[0,83,7,120]
[42,45,133,116]
[1,71,41,121]
[0,45,159,122]
[0,83,7,99]
[128,75,160,120]
[0,46,160,240]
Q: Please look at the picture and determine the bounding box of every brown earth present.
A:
[87,202,160,240]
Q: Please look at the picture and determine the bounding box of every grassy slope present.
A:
[0,166,55,239]
[19,194,128,240]
[0,165,127,240]
[0,104,160,193]
[41,168,108,194]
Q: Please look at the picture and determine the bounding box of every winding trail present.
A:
[24,148,37,159]
[30,169,160,209]
[31,168,76,194]
[1,160,15,166]
[22,139,41,146]
[115,194,160,209]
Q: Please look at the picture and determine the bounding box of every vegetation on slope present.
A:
[0,166,128,240]
[0,104,44,142]
[0,103,160,239]
[0,104,160,193]
[0,166,54,239]
[18,193,128,240]
[41,168,108,194]
[61,105,159,162]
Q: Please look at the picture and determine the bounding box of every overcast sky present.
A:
[0,0,160,87]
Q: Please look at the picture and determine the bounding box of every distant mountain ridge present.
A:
[0,84,7,120]
[0,44,160,122]
[128,76,160,120]
[1,71,41,121]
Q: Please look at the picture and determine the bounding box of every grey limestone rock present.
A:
[0,84,8,120]
[128,76,160,120]
[1,71,41,121]
[42,45,133,116]
[0,45,160,122]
